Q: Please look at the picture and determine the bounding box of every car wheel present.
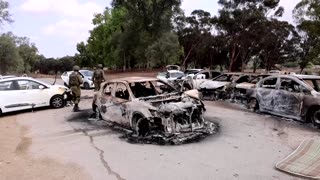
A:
[50,95,64,108]
[84,82,90,90]
[248,98,259,112]
[311,109,320,128]
[135,117,150,136]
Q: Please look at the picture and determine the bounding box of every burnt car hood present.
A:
[235,82,255,90]
[199,81,231,89]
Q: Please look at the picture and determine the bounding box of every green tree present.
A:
[145,32,182,67]
[16,37,39,73]
[215,0,285,71]
[0,0,13,26]
[0,33,23,74]
[293,0,320,72]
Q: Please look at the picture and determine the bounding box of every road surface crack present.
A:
[82,130,126,180]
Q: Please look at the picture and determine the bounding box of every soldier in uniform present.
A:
[92,64,105,91]
[69,65,83,112]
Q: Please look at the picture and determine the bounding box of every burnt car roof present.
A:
[109,77,160,83]
[265,74,320,80]
[294,74,320,80]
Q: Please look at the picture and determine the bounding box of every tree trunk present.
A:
[182,39,201,67]
[123,52,126,72]
[229,44,240,72]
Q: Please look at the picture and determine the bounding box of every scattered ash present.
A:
[67,111,219,146]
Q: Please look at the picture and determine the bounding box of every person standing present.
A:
[69,65,83,112]
[92,64,105,91]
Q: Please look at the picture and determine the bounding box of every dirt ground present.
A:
[1,77,320,180]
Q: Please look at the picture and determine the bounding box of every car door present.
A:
[61,72,70,86]
[256,77,279,111]
[0,80,30,112]
[19,80,50,107]
[113,82,131,126]
[273,78,304,117]
[99,83,116,121]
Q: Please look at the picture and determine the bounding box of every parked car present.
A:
[156,65,185,86]
[61,70,94,89]
[0,77,70,115]
[183,70,222,90]
[198,73,257,100]
[92,77,206,136]
[247,74,320,127]
[233,74,271,102]
[156,70,185,84]
[184,69,204,78]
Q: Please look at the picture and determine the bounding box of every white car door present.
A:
[61,72,71,86]
[19,80,50,107]
[0,80,29,112]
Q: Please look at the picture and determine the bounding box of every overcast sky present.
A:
[3,0,300,58]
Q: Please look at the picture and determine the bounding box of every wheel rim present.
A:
[313,110,320,124]
[52,97,63,108]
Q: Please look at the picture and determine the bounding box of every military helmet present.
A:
[73,65,80,71]
[97,64,103,68]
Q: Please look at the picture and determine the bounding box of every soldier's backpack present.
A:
[95,70,103,81]
[69,72,79,86]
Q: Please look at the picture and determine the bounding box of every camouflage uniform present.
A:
[92,64,105,91]
[69,66,83,111]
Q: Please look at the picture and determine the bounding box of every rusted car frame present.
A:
[247,75,320,127]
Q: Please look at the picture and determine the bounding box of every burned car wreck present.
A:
[92,77,217,144]
[198,73,258,101]
[247,75,320,127]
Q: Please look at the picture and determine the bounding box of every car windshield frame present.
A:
[128,80,179,98]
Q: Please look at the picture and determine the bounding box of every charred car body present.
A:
[233,74,271,102]
[198,73,258,101]
[247,75,320,127]
[92,77,215,139]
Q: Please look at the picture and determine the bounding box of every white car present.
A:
[156,70,185,83]
[0,77,69,115]
[184,69,204,78]
[61,70,94,89]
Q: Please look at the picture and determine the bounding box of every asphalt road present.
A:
[1,78,320,180]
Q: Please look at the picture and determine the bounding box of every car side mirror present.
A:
[39,85,46,89]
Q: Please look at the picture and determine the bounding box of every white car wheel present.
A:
[50,95,64,108]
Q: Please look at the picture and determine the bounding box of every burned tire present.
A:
[134,117,150,136]
[50,95,64,108]
[311,109,320,128]
[83,82,90,90]
[248,98,259,112]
